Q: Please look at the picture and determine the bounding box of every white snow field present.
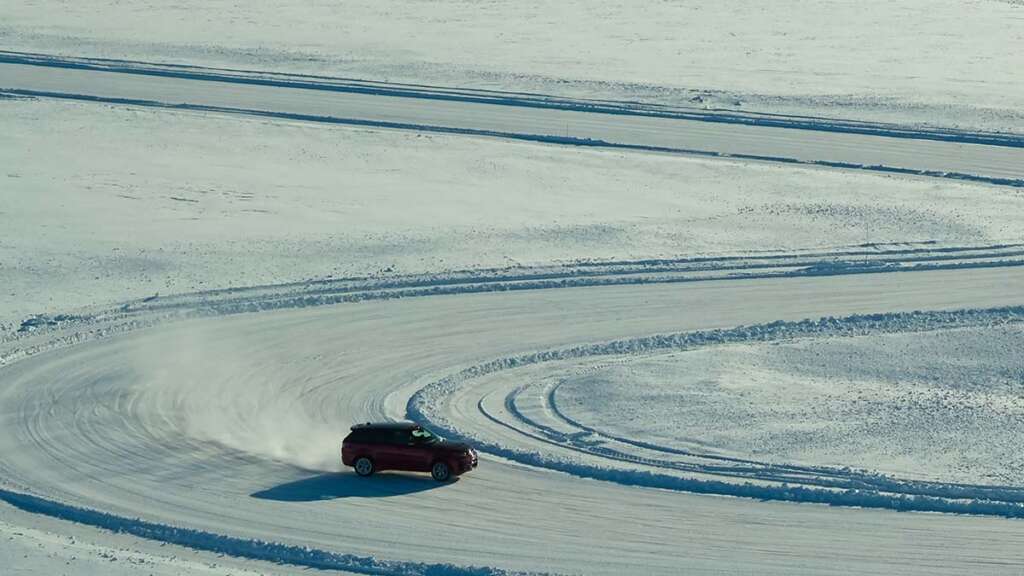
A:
[4,4,1024,574]
[463,318,1024,490]
[0,503,309,576]
[554,325,1024,485]
[4,97,1024,331]
[3,57,1022,183]
[2,1,1023,132]
[3,269,1024,576]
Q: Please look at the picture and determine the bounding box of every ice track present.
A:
[413,308,1024,515]
[5,42,1024,575]
[2,260,1024,575]
[4,52,1024,188]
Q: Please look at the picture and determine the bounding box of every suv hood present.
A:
[436,440,472,452]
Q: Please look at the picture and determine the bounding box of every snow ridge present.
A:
[0,488,541,576]
[6,243,1024,361]
[408,306,1024,518]
[3,51,1021,148]
[8,86,1021,190]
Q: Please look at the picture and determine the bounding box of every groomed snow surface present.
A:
[0,503,307,576]
[555,325,1024,486]
[4,267,1024,575]
[3,12,1024,572]
[410,306,1024,517]
[3,1,1024,132]
[5,97,1024,330]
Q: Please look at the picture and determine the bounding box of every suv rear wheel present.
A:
[431,461,451,482]
[354,456,374,477]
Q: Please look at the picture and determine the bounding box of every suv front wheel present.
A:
[354,456,375,477]
[431,461,451,482]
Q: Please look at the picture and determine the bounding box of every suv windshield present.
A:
[410,427,442,444]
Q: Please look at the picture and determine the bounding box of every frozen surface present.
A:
[0,502,303,576]
[2,1,1023,131]
[3,12,1024,568]
[555,325,1024,484]
[5,97,1024,329]
[3,269,1024,575]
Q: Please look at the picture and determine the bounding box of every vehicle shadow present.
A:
[250,472,450,502]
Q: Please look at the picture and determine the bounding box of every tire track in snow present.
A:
[409,307,1024,517]
[3,54,1024,187]
[2,266,1024,569]
[0,489,539,576]
[3,50,1022,148]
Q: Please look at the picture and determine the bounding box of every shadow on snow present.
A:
[251,472,449,502]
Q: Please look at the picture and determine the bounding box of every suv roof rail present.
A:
[350,421,418,431]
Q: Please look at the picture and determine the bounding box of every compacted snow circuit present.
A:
[418,308,1024,516]
[2,266,1024,575]
[549,325,1024,486]
[4,49,1024,575]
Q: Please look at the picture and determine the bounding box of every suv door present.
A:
[404,427,438,472]
[373,429,424,471]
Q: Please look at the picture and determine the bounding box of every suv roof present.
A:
[350,421,419,431]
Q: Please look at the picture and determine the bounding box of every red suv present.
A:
[342,422,478,482]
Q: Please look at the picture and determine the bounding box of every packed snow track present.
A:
[2,267,1024,575]
[2,52,1024,187]
[4,51,1024,575]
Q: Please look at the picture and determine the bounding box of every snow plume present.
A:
[128,322,345,471]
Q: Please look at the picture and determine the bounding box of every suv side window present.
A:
[389,429,413,445]
[363,429,406,445]
[347,430,371,443]
[348,427,415,445]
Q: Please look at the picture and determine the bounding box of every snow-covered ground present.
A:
[4,5,1024,572]
[0,502,302,576]
[4,268,1024,575]
[5,96,1024,330]
[3,1,1023,132]
[554,324,1024,485]
[410,305,1024,515]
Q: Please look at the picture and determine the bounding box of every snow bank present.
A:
[553,325,1024,484]
[6,97,1024,331]
[408,306,1024,517]
[0,488,536,576]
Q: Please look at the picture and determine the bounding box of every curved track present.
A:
[3,268,1024,575]
[428,313,1024,509]
[4,56,1024,574]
